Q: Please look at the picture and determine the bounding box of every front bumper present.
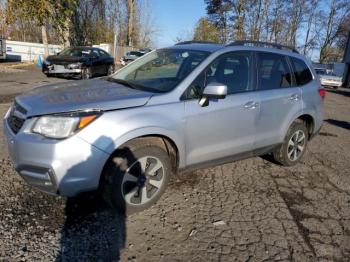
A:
[3,116,110,197]
[43,64,82,74]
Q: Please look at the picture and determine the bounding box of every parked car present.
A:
[120,51,144,66]
[4,41,324,213]
[42,46,114,79]
[139,48,152,55]
[315,68,342,89]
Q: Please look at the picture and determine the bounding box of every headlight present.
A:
[32,112,100,139]
[68,63,82,69]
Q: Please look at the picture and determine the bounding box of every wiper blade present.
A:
[105,77,141,90]
[105,77,162,93]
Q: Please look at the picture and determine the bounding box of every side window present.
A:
[257,53,292,90]
[92,50,100,57]
[98,50,108,56]
[186,52,252,99]
[290,57,313,86]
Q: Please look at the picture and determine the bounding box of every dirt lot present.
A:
[0,65,349,261]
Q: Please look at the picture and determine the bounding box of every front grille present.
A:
[7,102,27,134]
[7,114,25,134]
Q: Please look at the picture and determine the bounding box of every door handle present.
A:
[290,94,299,101]
[244,101,259,109]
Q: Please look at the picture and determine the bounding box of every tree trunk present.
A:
[63,18,70,47]
[41,24,49,58]
[127,0,135,47]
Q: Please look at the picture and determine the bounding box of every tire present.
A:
[102,138,172,214]
[107,64,114,76]
[81,67,92,79]
[273,121,308,166]
[45,73,53,78]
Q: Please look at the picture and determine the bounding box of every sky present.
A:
[150,0,207,48]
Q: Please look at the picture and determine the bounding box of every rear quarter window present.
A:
[290,57,313,86]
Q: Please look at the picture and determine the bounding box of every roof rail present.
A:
[175,40,218,45]
[227,40,299,53]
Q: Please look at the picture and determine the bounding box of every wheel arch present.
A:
[98,132,182,189]
[295,114,315,139]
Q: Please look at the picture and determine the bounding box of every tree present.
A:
[51,0,77,47]
[302,0,320,55]
[319,0,350,63]
[231,0,248,40]
[127,0,136,46]
[7,0,52,56]
[193,17,220,42]
[205,0,232,43]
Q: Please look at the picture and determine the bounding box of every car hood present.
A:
[46,55,87,64]
[15,79,153,117]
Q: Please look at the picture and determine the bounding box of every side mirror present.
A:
[199,82,227,107]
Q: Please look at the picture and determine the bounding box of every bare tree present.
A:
[231,0,247,40]
[319,0,350,63]
[137,0,159,48]
[302,0,319,55]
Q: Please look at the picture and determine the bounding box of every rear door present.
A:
[183,51,259,166]
[98,49,113,74]
[254,52,302,149]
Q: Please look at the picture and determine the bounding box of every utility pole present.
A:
[113,33,117,63]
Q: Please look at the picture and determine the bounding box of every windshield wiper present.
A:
[105,77,164,93]
[105,77,145,90]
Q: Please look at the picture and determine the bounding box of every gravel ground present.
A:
[0,64,69,103]
[0,66,349,261]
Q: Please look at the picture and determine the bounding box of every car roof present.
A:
[168,42,224,53]
[167,41,307,60]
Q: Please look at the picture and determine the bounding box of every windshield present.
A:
[59,48,91,57]
[111,49,210,93]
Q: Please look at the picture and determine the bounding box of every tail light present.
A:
[319,88,326,99]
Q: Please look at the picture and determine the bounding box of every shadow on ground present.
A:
[325,119,350,131]
[325,88,350,97]
[55,135,128,261]
[56,192,126,262]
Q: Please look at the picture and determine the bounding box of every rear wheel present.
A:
[107,64,114,76]
[273,121,308,166]
[103,139,172,214]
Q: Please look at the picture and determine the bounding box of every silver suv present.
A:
[3,41,324,213]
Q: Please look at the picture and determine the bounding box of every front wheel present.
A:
[103,139,171,214]
[273,121,308,166]
[81,67,92,79]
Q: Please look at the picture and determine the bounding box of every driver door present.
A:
[183,51,259,167]
[90,49,103,75]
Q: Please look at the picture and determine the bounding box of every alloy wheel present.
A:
[121,156,165,206]
[287,130,306,161]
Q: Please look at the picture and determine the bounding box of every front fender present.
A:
[76,103,186,168]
